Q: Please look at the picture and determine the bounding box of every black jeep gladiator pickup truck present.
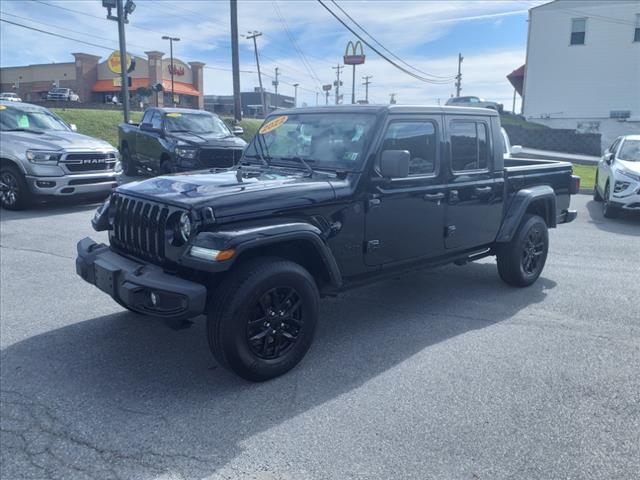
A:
[118,107,246,176]
[77,105,579,381]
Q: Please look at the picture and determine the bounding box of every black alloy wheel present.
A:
[521,226,545,276]
[247,286,303,360]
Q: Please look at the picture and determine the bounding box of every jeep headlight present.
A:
[178,212,192,242]
[175,147,198,159]
[26,150,62,164]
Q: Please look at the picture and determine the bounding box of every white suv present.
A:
[594,134,640,218]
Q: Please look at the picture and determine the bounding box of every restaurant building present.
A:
[0,51,205,109]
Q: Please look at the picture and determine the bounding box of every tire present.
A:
[602,182,619,218]
[593,172,603,201]
[0,164,31,210]
[120,144,136,176]
[496,214,549,287]
[207,257,319,382]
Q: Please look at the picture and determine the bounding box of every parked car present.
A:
[118,107,247,176]
[0,101,121,210]
[594,134,640,217]
[46,87,79,101]
[446,96,503,112]
[77,105,579,381]
[0,92,22,102]
[501,127,523,158]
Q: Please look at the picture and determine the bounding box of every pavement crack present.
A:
[0,244,74,260]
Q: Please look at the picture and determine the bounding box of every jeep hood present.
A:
[117,168,336,217]
[1,130,115,151]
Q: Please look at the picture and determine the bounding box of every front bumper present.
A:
[26,172,120,197]
[76,237,207,320]
[611,191,640,211]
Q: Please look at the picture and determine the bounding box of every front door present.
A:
[365,116,447,266]
[444,117,502,250]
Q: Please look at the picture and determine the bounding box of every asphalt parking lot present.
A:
[1,194,638,480]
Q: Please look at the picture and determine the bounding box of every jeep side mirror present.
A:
[380,150,410,178]
[69,123,78,132]
[140,123,155,132]
[232,126,244,136]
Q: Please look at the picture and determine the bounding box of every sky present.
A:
[0,0,549,110]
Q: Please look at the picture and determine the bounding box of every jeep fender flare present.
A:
[181,221,343,288]
[496,185,556,243]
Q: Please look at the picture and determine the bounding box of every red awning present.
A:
[92,78,199,96]
[506,65,525,96]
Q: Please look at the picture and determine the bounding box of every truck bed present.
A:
[504,158,575,219]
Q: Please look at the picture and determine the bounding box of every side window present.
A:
[141,110,153,124]
[450,121,490,172]
[151,112,162,130]
[608,137,620,154]
[571,18,586,45]
[381,121,437,176]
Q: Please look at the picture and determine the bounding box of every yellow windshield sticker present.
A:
[259,115,288,134]
[166,113,182,117]
[0,105,6,110]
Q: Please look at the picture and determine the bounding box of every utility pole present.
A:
[512,88,517,114]
[389,93,397,104]
[103,0,135,123]
[455,52,463,97]
[230,0,242,121]
[272,67,279,110]
[315,91,319,105]
[292,83,299,108]
[161,35,180,106]
[362,75,372,104]
[332,64,343,105]
[245,31,266,117]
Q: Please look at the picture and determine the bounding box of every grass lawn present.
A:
[51,108,263,147]
[500,114,547,129]
[52,108,142,147]
[572,164,597,191]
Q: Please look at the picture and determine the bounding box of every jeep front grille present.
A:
[110,193,173,263]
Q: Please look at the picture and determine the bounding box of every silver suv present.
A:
[0,101,121,210]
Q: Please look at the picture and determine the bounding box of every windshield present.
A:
[52,88,68,93]
[164,113,232,136]
[244,113,377,171]
[618,140,640,162]
[0,106,69,131]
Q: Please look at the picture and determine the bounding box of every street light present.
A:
[162,35,180,106]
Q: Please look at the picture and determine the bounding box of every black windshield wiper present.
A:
[277,156,314,175]
[167,129,209,142]
[1,128,45,134]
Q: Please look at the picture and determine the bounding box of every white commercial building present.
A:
[522,0,640,150]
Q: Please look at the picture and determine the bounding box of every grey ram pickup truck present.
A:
[0,101,121,209]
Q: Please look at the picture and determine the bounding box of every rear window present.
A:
[450,121,490,171]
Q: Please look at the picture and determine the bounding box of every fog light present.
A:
[150,291,159,306]
[36,180,56,188]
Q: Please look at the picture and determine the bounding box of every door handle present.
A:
[474,186,492,195]
[423,192,445,202]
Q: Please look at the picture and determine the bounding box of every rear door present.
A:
[444,116,503,250]
[365,115,447,265]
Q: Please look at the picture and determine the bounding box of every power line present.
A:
[329,0,456,81]
[316,0,455,85]
[272,0,323,90]
[0,18,115,52]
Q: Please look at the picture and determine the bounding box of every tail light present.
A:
[570,175,580,194]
